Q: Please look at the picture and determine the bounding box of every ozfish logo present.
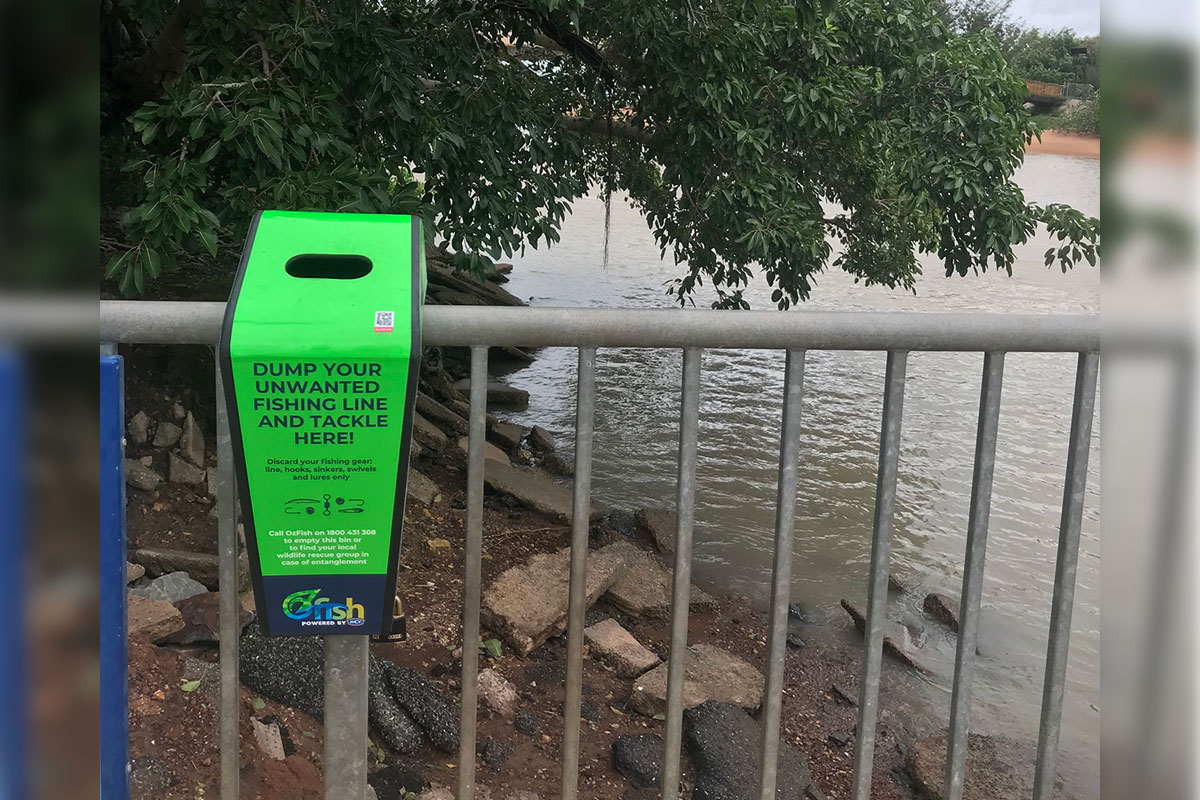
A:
[282,588,366,627]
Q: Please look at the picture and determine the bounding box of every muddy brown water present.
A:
[490,154,1101,795]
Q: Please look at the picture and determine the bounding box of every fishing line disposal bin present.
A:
[220,211,425,637]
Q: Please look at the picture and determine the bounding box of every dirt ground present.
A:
[123,346,921,800]
[1025,130,1100,159]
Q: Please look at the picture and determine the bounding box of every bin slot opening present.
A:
[285,254,373,279]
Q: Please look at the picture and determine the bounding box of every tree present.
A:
[101,0,1098,308]
[1003,28,1096,87]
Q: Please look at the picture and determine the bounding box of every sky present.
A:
[1008,0,1099,36]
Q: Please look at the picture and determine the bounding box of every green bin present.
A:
[219,211,424,637]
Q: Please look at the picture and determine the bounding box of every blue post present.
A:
[0,351,25,800]
[100,354,130,800]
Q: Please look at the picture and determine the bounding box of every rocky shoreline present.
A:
[119,259,1048,800]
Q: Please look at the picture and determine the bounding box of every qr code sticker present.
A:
[374,310,394,332]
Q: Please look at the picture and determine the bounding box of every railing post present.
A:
[100,349,130,800]
[458,345,489,800]
[323,636,370,799]
[215,361,240,800]
[661,347,702,800]
[850,349,908,800]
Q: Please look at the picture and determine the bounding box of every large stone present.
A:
[453,379,531,410]
[406,470,440,506]
[612,733,664,787]
[924,592,960,632]
[252,717,288,760]
[152,421,182,448]
[416,393,469,436]
[488,420,524,450]
[477,668,520,717]
[684,701,811,800]
[125,459,163,492]
[840,599,931,675]
[179,411,205,466]
[413,413,449,452]
[528,425,556,453]
[456,436,510,464]
[128,410,151,445]
[906,732,1058,800]
[584,619,660,678]
[601,541,717,619]
[168,452,206,485]
[635,508,676,554]
[483,460,605,524]
[127,595,186,642]
[129,571,208,604]
[127,561,145,583]
[162,591,252,645]
[132,547,251,591]
[481,546,628,656]
[630,645,763,716]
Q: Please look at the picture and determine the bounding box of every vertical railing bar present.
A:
[660,347,702,800]
[214,363,240,800]
[943,351,1006,800]
[561,346,597,800]
[323,636,370,799]
[850,349,909,800]
[755,350,807,800]
[1031,352,1099,800]
[458,345,488,800]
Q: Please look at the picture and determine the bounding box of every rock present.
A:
[370,759,426,799]
[129,571,209,604]
[162,591,252,645]
[684,701,810,800]
[416,392,470,436]
[168,452,206,485]
[132,547,250,591]
[785,632,806,649]
[152,421,182,448]
[601,541,718,619]
[787,602,810,622]
[127,595,187,642]
[831,683,857,707]
[888,573,907,593]
[612,733,663,787]
[906,732,1053,800]
[407,470,440,505]
[635,508,676,554]
[488,420,524,450]
[481,546,628,656]
[839,599,932,675]
[252,716,288,760]
[924,592,960,632]
[413,412,449,452]
[128,410,151,445]
[139,455,153,466]
[125,459,163,492]
[416,790,455,800]
[483,460,605,524]
[179,411,206,466]
[456,436,510,464]
[427,539,451,553]
[126,561,145,583]
[528,425,556,453]
[805,784,827,800]
[181,657,222,704]
[599,509,639,538]
[172,401,186,420]
[478,668,520,717]
[453,378,531,410]
[541,451,575,477]
[827,732,852,749]
[631,645,763,716]
[206,467,219,497]
[585,619,661,678]
[129,755,175,797]
[514,708,541,736]
[480,739,513,769]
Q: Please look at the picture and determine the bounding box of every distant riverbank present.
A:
[1026,129,1100,158]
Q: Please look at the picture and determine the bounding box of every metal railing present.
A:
[101,301,1115,800]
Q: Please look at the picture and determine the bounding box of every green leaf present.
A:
[253,697,266,711]
[198,228,218,257]
[181,680,201,692]
[481,638,503,659]
[198,141,221,163]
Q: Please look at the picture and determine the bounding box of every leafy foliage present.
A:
[1058,97,1100,137]
[102,0,1099,307]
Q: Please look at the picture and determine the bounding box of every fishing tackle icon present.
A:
[284,493,366,516]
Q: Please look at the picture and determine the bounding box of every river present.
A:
[493,153,1100,795]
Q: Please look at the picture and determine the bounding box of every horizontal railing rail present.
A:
[97,299,1147,800]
